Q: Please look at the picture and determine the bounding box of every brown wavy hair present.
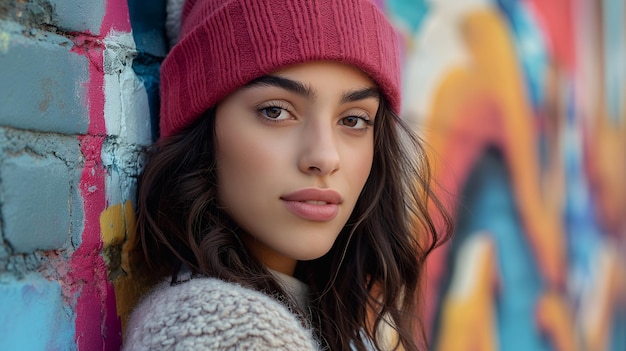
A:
[135,97,452,350]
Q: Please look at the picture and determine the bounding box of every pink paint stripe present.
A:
[68,22,108,348]
[71,135,109,350]
[69,1,132,348]
[102,0,132,34]
[104,283,123,350]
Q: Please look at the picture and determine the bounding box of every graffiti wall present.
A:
[0,0,161,349]
[382,0,626,350]
[0,0,623,350]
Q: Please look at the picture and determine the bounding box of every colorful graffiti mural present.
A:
[2,0,622,349]
[106,0,625,349]
[113,1,626,349]
[383,0,626,350]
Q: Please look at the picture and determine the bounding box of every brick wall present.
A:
[0,1,163,349]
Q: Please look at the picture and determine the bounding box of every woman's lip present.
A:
[280,188,342,221]
[282,201,339,221]
[280,188,342,204]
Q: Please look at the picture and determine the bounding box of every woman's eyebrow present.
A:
[340,87,379,104]
[245,75,315,98]
[245,75,379,104]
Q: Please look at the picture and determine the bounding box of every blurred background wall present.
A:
[384,0,626,350]
[0,0,623,350]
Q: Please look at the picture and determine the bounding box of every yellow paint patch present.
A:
[436,233,499,351]
[101,201,152,335]
[536,291,577,351]
[0,31,9,54]
[123,200,136,244]
[100,200,135,246]
[101,203,124,245]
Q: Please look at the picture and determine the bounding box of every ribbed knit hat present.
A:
[160,0,401,138]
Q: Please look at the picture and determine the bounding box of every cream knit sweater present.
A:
[123,277,319,350]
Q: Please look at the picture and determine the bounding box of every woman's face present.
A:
[215,61,378,275]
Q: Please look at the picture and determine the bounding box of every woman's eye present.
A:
[259,106,289,120]
[340,116,371,129]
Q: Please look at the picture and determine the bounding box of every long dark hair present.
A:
[134,97,452,350]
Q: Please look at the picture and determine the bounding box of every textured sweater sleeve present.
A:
[123,277,319,351]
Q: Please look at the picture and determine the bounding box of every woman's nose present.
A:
[298,122,341,176]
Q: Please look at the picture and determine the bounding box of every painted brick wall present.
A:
[0,1,163,349]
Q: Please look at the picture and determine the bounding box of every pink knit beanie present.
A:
[160,0,401,138]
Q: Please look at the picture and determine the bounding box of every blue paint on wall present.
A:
[127,0,167,140]
[47,0,105,34]
[1,153,72,253]
[0,276,75,351]
[0,21,89,135]
[386,0,429,34]
[611,307,626,351]
[499,1,549,111]
[127,0,167,57]
[438,149,550,351]
[603,0,625,124]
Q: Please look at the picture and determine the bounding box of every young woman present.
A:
[123,0,451,350]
